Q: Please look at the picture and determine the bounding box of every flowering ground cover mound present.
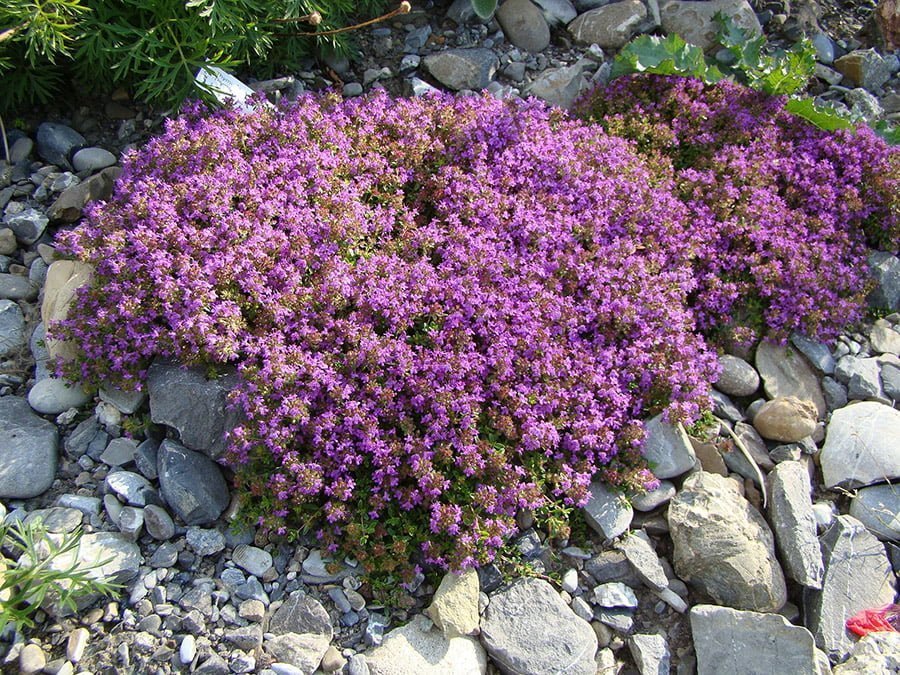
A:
[574,74,900,344]
[53,77,899,578]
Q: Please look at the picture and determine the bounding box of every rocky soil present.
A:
[1,0,899,674]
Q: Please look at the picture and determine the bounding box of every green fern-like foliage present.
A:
[1,0,391,115]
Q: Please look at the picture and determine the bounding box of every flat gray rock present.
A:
[0,396,58,498]
[264,633,331,674]
[767,461,824,588]
[668,472,787,612]
[104,471,155,507]
[0,299,25,358]
[820,402,900,488]
[0,273,38,301]
[481,578,597,675]
[583,482,633,539]
[630,480,675,512]
[691,604,822,675]
[790,334,835,375]
[835,355,885,401]
[422,49,498,91]
[147,360,238,459]
[615,531,668,591]
[3,208,48,245]
[232,544,273,578]
[99,383,146,415]
[628,633,670,675]
[526,64,584,109]
[157,439,229,525]
[832,631,900,674]
[366,614,487,675]
[269,592,333,640]
[803,515,895,661]
[641,414,696,479]
[849,483,899,541]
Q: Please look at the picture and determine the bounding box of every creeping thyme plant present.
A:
[52,79,900,580]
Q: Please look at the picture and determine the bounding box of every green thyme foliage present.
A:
[0,0,390,114]
[0,518,120,633]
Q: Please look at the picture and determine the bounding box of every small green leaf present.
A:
[470,0,498,20]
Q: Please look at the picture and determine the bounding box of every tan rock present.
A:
[42,260,94,363]
[753,396,818,443]
[568,0,647,49]
[660,0,760,51]
[876,0,900,50]
[425,568,480,638]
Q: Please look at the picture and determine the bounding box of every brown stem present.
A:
[0,24,25,43]
[278,1,411,38]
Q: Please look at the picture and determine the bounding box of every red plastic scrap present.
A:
[846,604,900,637]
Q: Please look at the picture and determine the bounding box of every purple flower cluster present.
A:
[574,74,900,343]
[53,80,897,573]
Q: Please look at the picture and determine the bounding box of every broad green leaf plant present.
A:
[612,14,898,144]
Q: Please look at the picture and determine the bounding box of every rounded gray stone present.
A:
[715,355,760,397]
[72,147,117,173]
[27,377,92,415]
[0,396,58,498]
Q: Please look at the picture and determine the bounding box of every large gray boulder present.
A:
[147,360,239,459]
[803,515,896,661]
[157,440,229,525]
[568,1,648,49]
[36,122,86,169]
[0,396,58,499]
[691,605,823,675]
[820,402,900,488]
[767,461,824,588]
[660,0,760,51]
[668,472,787,612]
[480,577,597,675]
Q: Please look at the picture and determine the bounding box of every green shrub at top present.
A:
[0,0,391,114]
